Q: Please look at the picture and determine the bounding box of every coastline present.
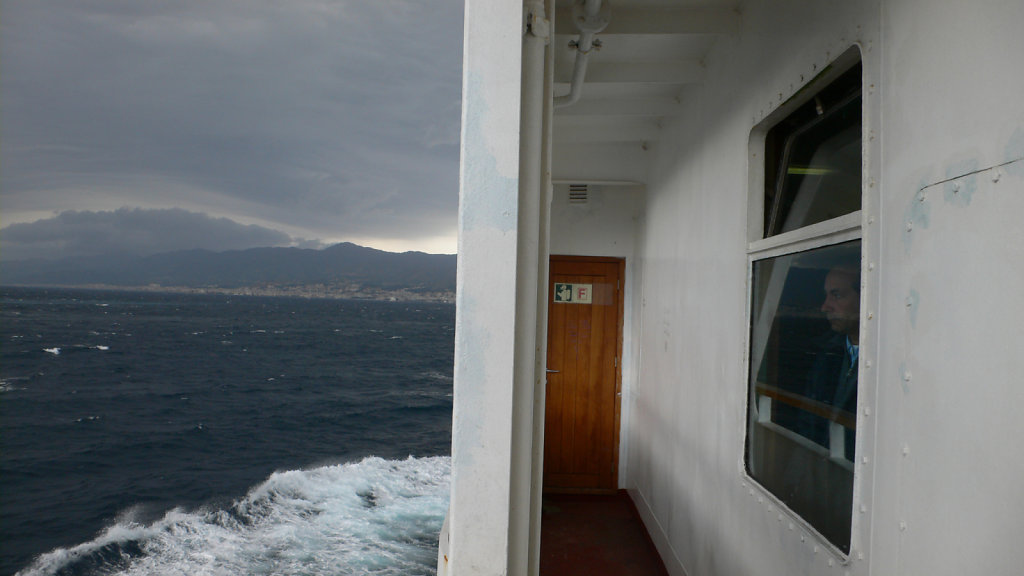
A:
[0,282,455,303]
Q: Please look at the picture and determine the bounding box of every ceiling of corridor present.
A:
[552,0,741,147]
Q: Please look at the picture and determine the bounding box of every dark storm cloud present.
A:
[0,208,298,262]
[1,0,463,253]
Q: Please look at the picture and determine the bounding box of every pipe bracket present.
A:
[524,2,551,41]
[572,0,610,34]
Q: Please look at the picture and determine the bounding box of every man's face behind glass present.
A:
[821,269,859,338]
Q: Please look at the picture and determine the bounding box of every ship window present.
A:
[763,63,861,238]
[747,241,860,551]
[745,50,862,555]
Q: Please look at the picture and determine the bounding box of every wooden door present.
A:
[544,256,624,493]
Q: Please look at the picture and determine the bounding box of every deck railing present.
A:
[754,382,855,465]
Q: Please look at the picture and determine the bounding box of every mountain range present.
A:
[1,243,457,298]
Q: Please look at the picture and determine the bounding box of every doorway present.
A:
[544,256,624,492]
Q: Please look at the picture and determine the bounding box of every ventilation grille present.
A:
[568,184,589,204]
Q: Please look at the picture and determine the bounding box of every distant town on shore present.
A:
[1,243,456,303]
[50,282,454,303]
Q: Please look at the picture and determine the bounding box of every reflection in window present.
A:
[764,63,862,237]
[746,241,860,552]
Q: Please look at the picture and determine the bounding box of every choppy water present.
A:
[0,287,454,576]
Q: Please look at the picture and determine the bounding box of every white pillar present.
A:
[446,1,525,574]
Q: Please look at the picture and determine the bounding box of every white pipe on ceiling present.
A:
[553,0,609,109]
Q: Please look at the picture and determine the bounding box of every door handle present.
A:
[546,369,559,373]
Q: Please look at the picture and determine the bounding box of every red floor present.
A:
[540,491,669,576]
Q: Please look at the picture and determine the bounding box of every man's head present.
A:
[821,267,860,341]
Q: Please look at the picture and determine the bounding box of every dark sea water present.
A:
[0,287,454,576]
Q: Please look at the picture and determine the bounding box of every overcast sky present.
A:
[1,0,464,261]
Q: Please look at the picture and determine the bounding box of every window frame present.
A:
[742,46,868,558]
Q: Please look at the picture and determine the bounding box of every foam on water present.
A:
[17,456,450,576]
[40,344,110,356]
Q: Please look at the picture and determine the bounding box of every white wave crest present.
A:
[17,456,450,576]
[43,348,60,355]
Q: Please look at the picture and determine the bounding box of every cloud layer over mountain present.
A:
[1,208,305,261]
[1,0,463,255]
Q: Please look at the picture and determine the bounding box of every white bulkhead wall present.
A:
[622,1,1024,576]
[625,6,883,573]
[871,1,1024,574]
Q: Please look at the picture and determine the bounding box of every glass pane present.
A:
[745,240,861,552]
[764,64,862,237]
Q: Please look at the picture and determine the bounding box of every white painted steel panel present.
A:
[451,1,1024,574]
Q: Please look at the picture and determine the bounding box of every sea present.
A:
[0,286,455,576]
